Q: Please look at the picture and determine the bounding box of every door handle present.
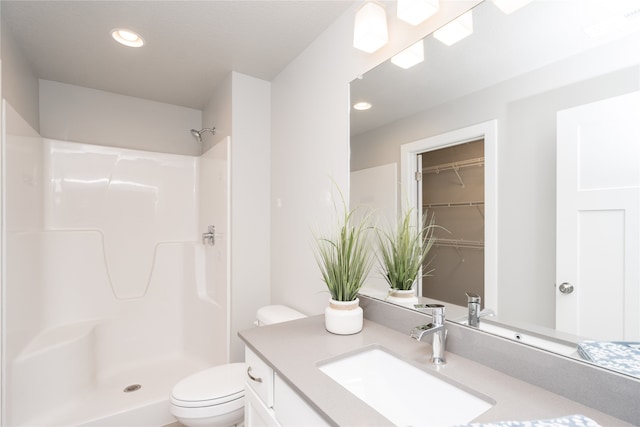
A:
[559,282,574,294]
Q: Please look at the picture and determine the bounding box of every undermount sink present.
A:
[318,346,494,427]
[458,320,577,356]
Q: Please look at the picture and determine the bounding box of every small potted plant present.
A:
[313,190,374,335]
[376,209,440,307]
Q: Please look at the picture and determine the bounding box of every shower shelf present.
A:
[17,320,98,359]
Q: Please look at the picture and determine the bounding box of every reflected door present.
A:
[556,91,640,341]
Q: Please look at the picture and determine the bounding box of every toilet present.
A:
[170,305,306,427]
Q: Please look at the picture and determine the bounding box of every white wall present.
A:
[39,80,202,156]
[201,74,232,154]
[202,72,271,362]
[270,2,481,315]
[230,72,271,362]
[1,25,39,132]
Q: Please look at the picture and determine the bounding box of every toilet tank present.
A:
[255,305,306,326]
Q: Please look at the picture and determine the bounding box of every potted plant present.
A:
[313,191,374,335]
[376,208,441,307]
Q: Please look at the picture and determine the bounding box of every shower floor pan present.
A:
[24,355,208,427]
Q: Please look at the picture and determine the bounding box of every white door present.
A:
[556,91,640,341]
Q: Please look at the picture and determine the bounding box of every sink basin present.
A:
[458,320,577,356]
[318,346,493,426]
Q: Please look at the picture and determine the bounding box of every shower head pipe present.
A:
[190,126,216,142]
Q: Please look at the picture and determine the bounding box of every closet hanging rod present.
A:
[424,201,484,209]
[422,157,484,174]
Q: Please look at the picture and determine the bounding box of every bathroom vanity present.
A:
[239,311,635,426]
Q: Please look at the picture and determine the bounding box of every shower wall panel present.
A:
[43,139,198,299]
[4,128,44,362]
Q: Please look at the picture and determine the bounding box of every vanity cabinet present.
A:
[245,347,330,427]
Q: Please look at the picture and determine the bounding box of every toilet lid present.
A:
[171,363,246,408]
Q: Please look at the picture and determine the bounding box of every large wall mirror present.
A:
[350,0,640,379]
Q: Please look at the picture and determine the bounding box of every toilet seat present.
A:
[171,363,246,409]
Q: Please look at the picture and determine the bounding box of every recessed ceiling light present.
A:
[353,102,372,111]
[111,28,145,48]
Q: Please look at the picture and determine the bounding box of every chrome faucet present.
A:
[466,292,495,327]
[410,304,446,365]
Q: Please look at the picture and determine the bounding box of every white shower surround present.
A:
[5,133,229,426]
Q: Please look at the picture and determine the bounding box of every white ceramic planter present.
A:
[325,298,363,335]
[386,289,419,308]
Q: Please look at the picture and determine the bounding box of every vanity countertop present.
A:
[239,315,633,426]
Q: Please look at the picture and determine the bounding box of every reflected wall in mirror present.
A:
[350,0,640,379]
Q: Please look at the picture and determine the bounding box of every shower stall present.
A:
[1,102,230,426]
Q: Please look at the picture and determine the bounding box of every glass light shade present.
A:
[390,40,424,69]
[491,0,535,15]
[433,10,473,46]
[353,2,389,53]
[397,0,439,26]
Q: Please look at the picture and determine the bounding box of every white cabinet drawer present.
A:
[245,347,274,407]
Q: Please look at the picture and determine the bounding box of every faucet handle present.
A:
[413,303,445,325]
[465,292,481,303]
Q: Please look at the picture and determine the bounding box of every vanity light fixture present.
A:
[390,39,424,69]
[353,101,372,111]
[491,0,534,15]
[397,0,439,26]
[433,10,473,46]
[353,1,389,53]
[111,28,145,48]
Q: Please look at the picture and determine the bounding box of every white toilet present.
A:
[170,305,306,427]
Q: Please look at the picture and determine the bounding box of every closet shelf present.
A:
[422,157,484,174]
[422,157,484,187]
[424,201,484,209]
[434,238,484,249]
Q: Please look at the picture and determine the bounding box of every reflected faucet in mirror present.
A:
[466,292,495,327]
[411,304,447,365]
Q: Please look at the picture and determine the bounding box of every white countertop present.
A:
[239,315,633,426]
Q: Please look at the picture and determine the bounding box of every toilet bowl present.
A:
[170,305,305,427]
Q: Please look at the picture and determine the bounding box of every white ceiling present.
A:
[1,0,357,110]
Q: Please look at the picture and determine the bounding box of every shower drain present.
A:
[123,384,142,393]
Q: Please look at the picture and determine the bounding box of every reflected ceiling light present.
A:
[433,10,473,46]
[111,28,145,47]
[397,0,439,26]
[391,40,424,69]
[353,101,372,111]
[491,0,534,15]
[353,1,389,53]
